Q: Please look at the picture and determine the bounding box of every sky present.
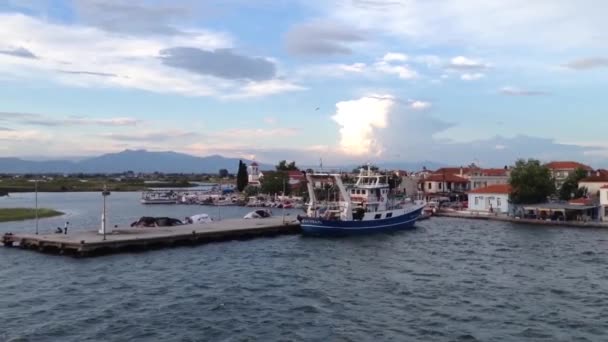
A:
[0,0,607,168]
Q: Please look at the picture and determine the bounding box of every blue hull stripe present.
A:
[300,207,424,236]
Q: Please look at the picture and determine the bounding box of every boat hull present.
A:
[300,206,424,236]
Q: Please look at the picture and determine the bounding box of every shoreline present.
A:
[0,208,64,223]
[435,211,608,229]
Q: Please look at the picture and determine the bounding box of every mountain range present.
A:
[0,149,444,174]
[0,150,271,174]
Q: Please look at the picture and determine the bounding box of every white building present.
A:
[469,168,510,190]
[578,173,608,196]
[600,185,608,221]
[545,161,593,189]
[467,184,512,214]
[248,162,262,187]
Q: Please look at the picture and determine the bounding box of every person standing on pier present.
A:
[64,221,69,234]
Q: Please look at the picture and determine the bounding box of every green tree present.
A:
[243,184,259,197]
[388,173,402,191]
[509,159,556,204]
[236,160,248,192]
[559,167,589,200]
[261,171,290,195]
[276,160,298,171]
[218,169,229,178]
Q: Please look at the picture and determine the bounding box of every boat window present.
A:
[374,214,382,219]
[386,212,393,218]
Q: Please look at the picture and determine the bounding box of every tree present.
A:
[261,171,290,195]
[236,160,248,192]
[509,159,556,204]
[559,167,589,200]
[388,173,402,191]
[243,184,259,197]
[218,169,229,178]
[276,160,298,171]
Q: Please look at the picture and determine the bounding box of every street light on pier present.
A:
[35,179,39,235]
[101,185,111,241]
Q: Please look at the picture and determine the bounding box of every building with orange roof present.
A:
[545,161,593,188]
[469,167,510,190]
[418,173,469,196]
[578,174,608,196]
[467,184,512,214]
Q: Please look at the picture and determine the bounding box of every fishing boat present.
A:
[299,166,424,236]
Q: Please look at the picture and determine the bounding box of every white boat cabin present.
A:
[349,169,390,213]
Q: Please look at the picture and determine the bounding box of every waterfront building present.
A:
[248,162,262,187]
[467,184,511,214]
[287,170,306,192]
[469,167,510,190]
[579,172,608,197]
[545,161,593,188]
[600,185,608,221]
[420,173,469,193]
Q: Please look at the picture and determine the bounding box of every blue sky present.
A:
[0,0,607,167]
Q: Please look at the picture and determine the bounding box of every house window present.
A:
[386,212,393,218]
[428,182,432,190]
[497,198,502,207]
[374,214,382,219]
[475,197,479,205]
[439,182,442,190]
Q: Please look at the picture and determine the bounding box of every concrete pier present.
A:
[2,218,301,257]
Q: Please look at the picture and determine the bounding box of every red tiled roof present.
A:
[424,174,469,183]
[545,161,592,171]
[596,169,608,177]
[250,162,258,166]
[287,170,305,178]
[434,167,472,175]
[580,175,608,183]
[468,184,512,194]
[479,168,508,176]
[569,198,593,205]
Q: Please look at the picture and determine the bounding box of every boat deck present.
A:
[2,217,301,257]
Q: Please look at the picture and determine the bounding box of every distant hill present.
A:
[0,150,272,174]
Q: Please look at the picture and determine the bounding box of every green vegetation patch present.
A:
[0,208,64,222]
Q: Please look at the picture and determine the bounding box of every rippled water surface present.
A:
[1,193,608,341]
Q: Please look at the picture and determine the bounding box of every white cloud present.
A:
[0,129,46,141]
[0,13,302,98]
[382,52,408,62]
[409,100,431,110]
[499,86,547,96]
[338,62,366,73]
[332,95,393,155]
[461,73,484,81]
[224,79,305,99]
[211,127,300,139]
[448,56,488,70]
[374,61,417,79]
[308,0,608,50]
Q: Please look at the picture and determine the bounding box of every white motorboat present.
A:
[244,209,273,219]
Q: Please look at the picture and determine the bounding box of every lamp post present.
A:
[35,179,39,235]
[101,185,111,240]
[282,178,286,224]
